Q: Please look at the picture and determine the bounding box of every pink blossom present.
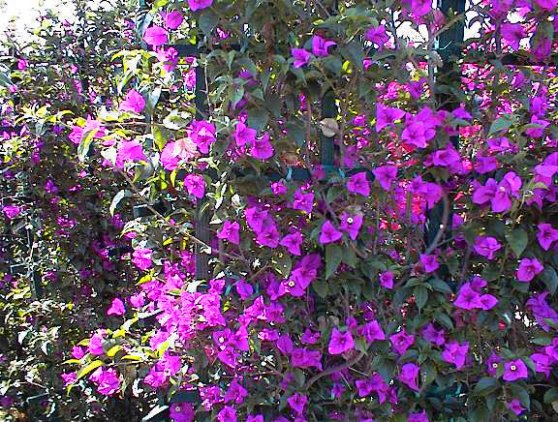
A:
[408,410,429,422]
[365,25,389,48]
[339,212,363,240]
[184,174,206,199]
[347,172,370,196]
[390,330,415,355]
[517,258,544,282]
[312,35,336,57]
[379,271,394,289]
[2,205,21,220]
[163,10,183,29]
[291,48,312,68]
[373,165,397,191]
[506,399,524,416]
[328,328,355,355]
[190,120,216,154]
[501,23,525,51]
[143,26,168,47]
[88,332,105,355]
[399,363,420,391]
[420,254,439,273]
[250,133,274,160]
[235,279,253,300]
[319,220,343,244]
[473,236,501,260]
[358,320,386,342]
[120,89,145,113]
[188,0,213,11]
[161,138,198,170]
[132,248,152,270]
[217,406,237,422]
[217,220,240,244]
[287,393,308,415]
[170,402,195,422]
[534,0,557,11]
[503,359,528,382]
[234,122,257,147]
[291,189,314,213]
[537,223,558,251]
[107,298,125,316]
[376,103,405,132]
[280,231,304,255]
[441,341,468,369]
[89,367,120,396]
[116,140,146,167]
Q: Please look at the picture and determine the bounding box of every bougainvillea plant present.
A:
[2,0,558,420]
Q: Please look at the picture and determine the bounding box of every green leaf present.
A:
[472,377,499,396]
[340,41,364,72]
[76,360,104,380]
[506,228,528,258]
[312,279,329,298]
[414,286,428,310]
[325,244,343,279]
[544,388,558,404]
[198,9,219,35]
[109,190,131,216]
[540,266,558,295]
[488,115,514,135]
[77,128,98,161]
[429,278,453,294]
[247,108,269,132]
[273,253,292,278]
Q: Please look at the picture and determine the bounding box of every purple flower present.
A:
[116,140,146,167]
[235,279,253,300]
[88,332,105,355]
[358,320,386,343]
[507,399,524,416]
[250,132,274,160]
[287,393,308,415]
[501,23,525,51]
[408,411,429,422]
[2,205,21,220]
[190,120,216,154]
[217,406,237,422]
[184,174,206,199]
[373,165,397,191]
[486,353,501,376]
[157,47,179,72]
[89,367,120,396]
[188,0,213,11]
[376,103,405,132]
[291,188,314,213]
[234,122,257,147]
[339,213,363,240]
[422,323,445,346]
[163,10,183,30]
[376,271,393,289]
[132,248,152,270]
[107,298,125,316]
[537,223,558,251]
[280,231,304,255]
[534,0,557,11]
[503,359,528,382]
[169,402,195,422]
[420,254,439,273]
[291,48,312,68]
[328,328,355,355]
[291,347,322,370]
[441,341,468,369]
[517,258,544,282]
[473,236,501,260]
[390,330,415,355]
[399,363,420,391]
[347,172,370,196]
[120,89,145,114]
[217,221,240,245]
[365,25,389,47]
[311,35,336,57]
[247,416,264,422]
[143,26,168,47]
[319,220,343,244]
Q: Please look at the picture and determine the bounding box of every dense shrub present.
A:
[2,0,558,420]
